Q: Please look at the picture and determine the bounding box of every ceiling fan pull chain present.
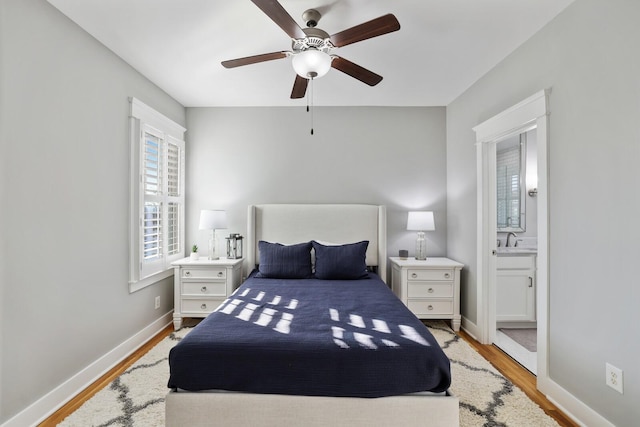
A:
[309,77,314,135]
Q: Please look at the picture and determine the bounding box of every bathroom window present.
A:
[496,133,526,231]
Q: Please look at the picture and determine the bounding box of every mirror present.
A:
[496,132,526,232]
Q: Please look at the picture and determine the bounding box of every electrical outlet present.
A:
[154,296,161,310]
[606,363,623,394]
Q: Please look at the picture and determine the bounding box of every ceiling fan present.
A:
[221,0,401,99]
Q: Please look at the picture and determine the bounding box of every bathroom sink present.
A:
[496,247,537,255]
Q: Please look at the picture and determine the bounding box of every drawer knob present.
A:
[428,288,434,293]
[411,273,418,278]
[185,271,191,276]
[444,273,451,278]
[428,305,434,311]
[217,272,224,277]
[201,303,207,310]
[201,286,207,293]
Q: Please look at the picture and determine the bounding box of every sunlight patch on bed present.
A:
[215,288,298,335]
[329,308,429,349]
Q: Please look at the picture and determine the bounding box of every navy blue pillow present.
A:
[312,240,369,280]
[257,241,313,279]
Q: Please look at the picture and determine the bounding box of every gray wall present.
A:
[185,106,448,281]
[0,0,185,422]
[446,0,640,424]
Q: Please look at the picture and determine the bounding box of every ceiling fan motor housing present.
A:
[292,27,333,54]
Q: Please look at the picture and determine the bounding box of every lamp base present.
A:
[415,231,427,260]
[208,230,218,260]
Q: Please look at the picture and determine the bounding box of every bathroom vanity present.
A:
[496,250,536,323]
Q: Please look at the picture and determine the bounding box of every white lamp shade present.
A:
[292,50,332,79]
[199,210,227,230]
[407,211,435,231]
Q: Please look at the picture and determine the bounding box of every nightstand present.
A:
[390,257,464,331]
[171,257,243,330]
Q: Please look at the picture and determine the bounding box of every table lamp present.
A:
[199,210,227,260]
[407,211,435,260]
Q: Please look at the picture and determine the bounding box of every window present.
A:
[129,98,185,292]
[496,133,526,231]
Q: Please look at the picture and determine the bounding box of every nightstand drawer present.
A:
[407,269,454,281]
[182,298,225,313]
[183,281,226,296]
[407,282,453,298]
[182,267,226,280]
[408,300,453,315]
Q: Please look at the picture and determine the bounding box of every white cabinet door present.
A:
[496,271,535,321]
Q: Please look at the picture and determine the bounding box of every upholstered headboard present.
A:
[246,204,387,282]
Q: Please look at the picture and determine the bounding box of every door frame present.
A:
[473,89,550,387]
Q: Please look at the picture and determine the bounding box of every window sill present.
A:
[129,268,174,293]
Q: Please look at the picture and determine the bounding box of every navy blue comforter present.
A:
[168,272,451,397]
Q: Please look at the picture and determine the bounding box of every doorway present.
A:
[494,129,538,373]
[473,90,550,384]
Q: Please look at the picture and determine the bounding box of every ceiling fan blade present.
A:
[331,56,383,86]
[290,75,309,99]
[330,14,400,48]
[251,0,306,39]
[221,51,288,68]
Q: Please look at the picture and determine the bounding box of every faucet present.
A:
[506,232,518,247]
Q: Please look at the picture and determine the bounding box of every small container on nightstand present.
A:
[171,257,243,330]
[390,257,464,331]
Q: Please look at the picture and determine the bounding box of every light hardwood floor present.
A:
[457,329,578,427]
[40,324,577,426]
[38,324,173,427]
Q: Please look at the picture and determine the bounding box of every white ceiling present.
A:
[47,0,574,107]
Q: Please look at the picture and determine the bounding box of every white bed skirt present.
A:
[165,390,460,427]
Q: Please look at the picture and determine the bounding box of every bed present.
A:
[165,204,460,426]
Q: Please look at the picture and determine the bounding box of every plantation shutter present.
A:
[165,138,183,260]
[138,125,185,280]
[496,145,521,229]
[130,98,185,291]
[140,126,165,277]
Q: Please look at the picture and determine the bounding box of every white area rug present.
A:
[58,322,558,426]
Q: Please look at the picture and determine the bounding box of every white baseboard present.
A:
[1,311,173,427]
[539,376,614,427]
[460,316,480,340]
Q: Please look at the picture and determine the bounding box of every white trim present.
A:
[460,316,480,341]
[475,137,498,344]
[543,379,615,427]
[128,268,174,293]
[473,90,547,142]
[130,97,185,139]
[0,312,174,427]
[534,113,550,384]
[474,88,552,402]
[128,115,142,286]
[128,98,186,292]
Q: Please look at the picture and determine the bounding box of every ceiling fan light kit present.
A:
[222,0,400,99]
[292,50,332,79]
